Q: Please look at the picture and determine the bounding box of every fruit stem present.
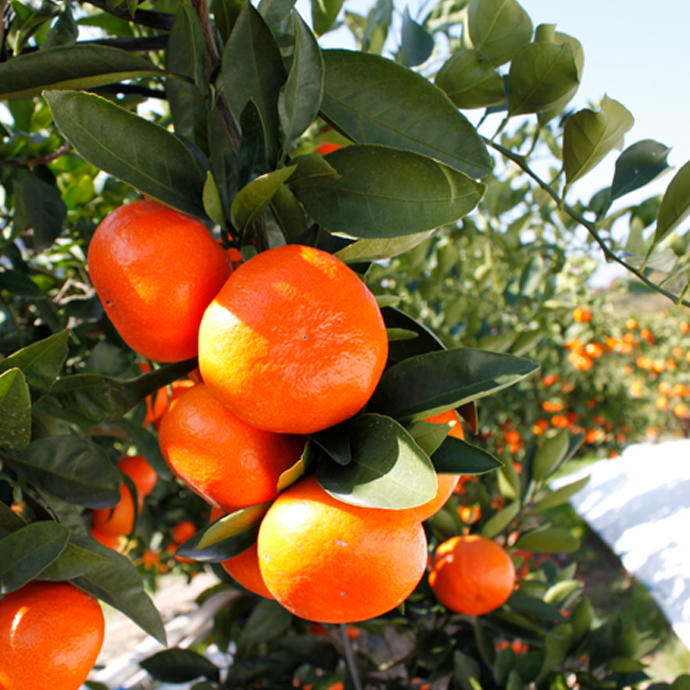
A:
[340,623,363,690]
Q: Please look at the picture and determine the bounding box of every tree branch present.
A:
[82,0,175,30]
[484,137,690,308]
[0,141,72,170]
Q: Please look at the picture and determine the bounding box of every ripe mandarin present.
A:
[91,483,135,537]
[87,200,232,362]
[198,244,388,434]
[158,384,305,511]
[429,535,515,615]
[117,454,157,508]
[257,476,428,623]
[0,580,104,690]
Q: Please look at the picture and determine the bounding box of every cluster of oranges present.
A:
[85,199,516,623]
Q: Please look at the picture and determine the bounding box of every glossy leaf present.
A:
[507,42,579,116]
[312,0,344,35]
[0,330,69,391]
[563,96,634,191]
[535,475,590,512]
[230,166,296,233]
[435,48,505,109]
[309,425,351,466]
[405,419,451,457]
[291,145,484,238]
[481,500,520,539]
[141,649,220,683]
[467,0,532,67]
[202,171,226,227]
[176,523,259,562]
[222,3,286,167]
[381,306,446,362]
[238,599,293,649]
[334,231,433,263]
[269,184,309,242]
[13,174,67,250]
[0,521,69,594]
[72,536,166,644]
[6,436,122,508]
[0,44,162,99]
[399,6,434,67]
[430,435,502,474]
[198,503,270,549]
[515,526,580,553]
[654,160,690,246]
[532,430,569,481]
[279,12,324,147]
[368,347,538,420]
[118,418,172,480]
[320,50,491,178]
[0,503,25,539]
[611,140,671,201]
[45,91,206,217]
[36,541,112,581]
[0,369,31,450]
[316,414,437,510]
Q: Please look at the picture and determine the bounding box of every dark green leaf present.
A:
[316,414,437,509]
[368,347,538,420]
[381,305,446,362]
[454,650,481,690]
[45,91,205,217]
[0,521,69,594]
[202,171,225,227]
[510,329,544,356]
[435,47,505,109]
[118,417,172,481]
[321,50,491,178]
[611,140,671,201]
[257,0,296,31]
[0,369,31,450]
[467,0,532,66]
[230,166,296,233]
[291,146,484,238]
[72,536,166,644]
[361,0,393,53]
[481,500,520,539]
[176,523,259,562]
[279,12,324,147]
[5,436,122,508]
[654,160,690,246]
[0,44,162,99]
[0,270,45,298]
[312,0,344,35]
[563,96,634,191]
[569,596,593,643]
[507,42,579,116]
[222,3,286,167]
[405,419,451,457]
[238,599,293,650]
[431,435,501,475]
[531,430,569,482]
[36,540,112,581]
[13,174,66,250]
[535,475,590,513]
[538,624,572,679]
[515,526,580,553]
[399,7,434,67]
[0,503,25,539]
[43,5,78,48]
[269,184,309,242]
[309,425,351,466]
[0,330,69,391]
[207,109,238,218]
[141,649,220,683]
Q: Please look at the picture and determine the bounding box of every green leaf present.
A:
[230,166,296,233]
[0,503,25,539]
[515,526,580,553]
[0,270,46,298]
[481,500,520,539]
[0,369,31,450]
[468,0,533,66]
[36,540,112,581]
[531,430,569,482]
[654,160,690,246]
[45,91,206,217]
[43,5,78,48]
[535,475,590,512]
[118,417,172,481]
[269,184,309,242]
[0,44,162,99]
[563,96,634,191]
[399,6,434,67]
[611,140,671,201]
[257,0,296,31]
[381,305,446,363]
[222,3,286,168]
[0,330,69,391]
[291,146,484,238]
[435,48,505,109]
[5,436,122,508]
[320,50,491,178]
[569,597,593,643]
[312,0,344,35]
[141,649,220,683]
[538,624,572,680]
[405,419,452,457]
[507,42,579,116]
[35,359,195,428]
[279,12,324,147]
[309,425,351,466]
[431,435,502,475]
[334,231,433,263]
[368,347,538,420]
[0,521,69,594]
[316,413,437,509]
[13,174,67,250]
[72,536,166,644]
[238,599,293,650]
[202,171,226,227]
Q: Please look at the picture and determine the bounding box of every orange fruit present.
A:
[403,473,459,522]
[0,580,104,690]
[198,244,388,434]
[572,307,592,323]
[87,200,232,362]
[257,476,428,623]
[316,142,342,155]
[172,520,197,545]
[429,535,515,616]
[117,454,157,507]
[222,543,274,599]
[91,483,135,537]
[424,409,465,440]
[89,528,120,550]
[158,384,305,511]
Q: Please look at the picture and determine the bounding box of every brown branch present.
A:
[0,141,73,171]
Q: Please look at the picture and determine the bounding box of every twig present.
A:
[484,136,690,308]
[82,0,175,30]
[0,141,72,170]
[340,623,363,690]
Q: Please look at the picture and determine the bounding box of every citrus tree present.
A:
[1,0,689,687]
